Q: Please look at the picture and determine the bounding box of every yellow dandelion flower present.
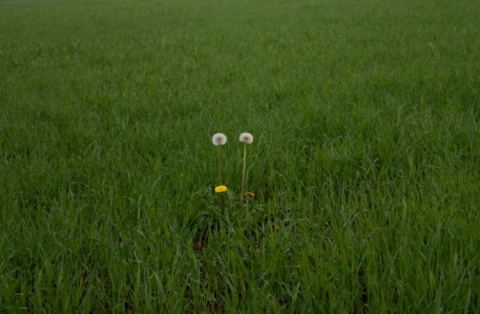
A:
[244,192,255,198]
[215,185,228,193]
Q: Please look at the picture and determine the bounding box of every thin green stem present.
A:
[217,146,224,207]
[217,146,222,186]
[240,144,247,205]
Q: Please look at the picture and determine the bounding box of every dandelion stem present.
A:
[240,144,247,205]
[217,146,222,186]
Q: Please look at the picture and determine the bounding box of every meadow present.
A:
[1,0,479,312]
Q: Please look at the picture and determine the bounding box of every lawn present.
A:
[1,0,479,312]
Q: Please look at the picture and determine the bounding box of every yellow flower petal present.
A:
[215,185,228,193]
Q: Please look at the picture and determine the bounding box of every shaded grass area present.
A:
[1,0,479,311]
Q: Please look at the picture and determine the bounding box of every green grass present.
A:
[1,0,479,312]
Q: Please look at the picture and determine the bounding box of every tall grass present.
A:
[1,0,479,311]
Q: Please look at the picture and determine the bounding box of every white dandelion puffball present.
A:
[239,132,254,144]
[212,133,227,146]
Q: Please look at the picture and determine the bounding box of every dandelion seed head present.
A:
[212,133,227,146]
[239,132,254,144]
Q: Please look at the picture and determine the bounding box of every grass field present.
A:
[1,0,479,312]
